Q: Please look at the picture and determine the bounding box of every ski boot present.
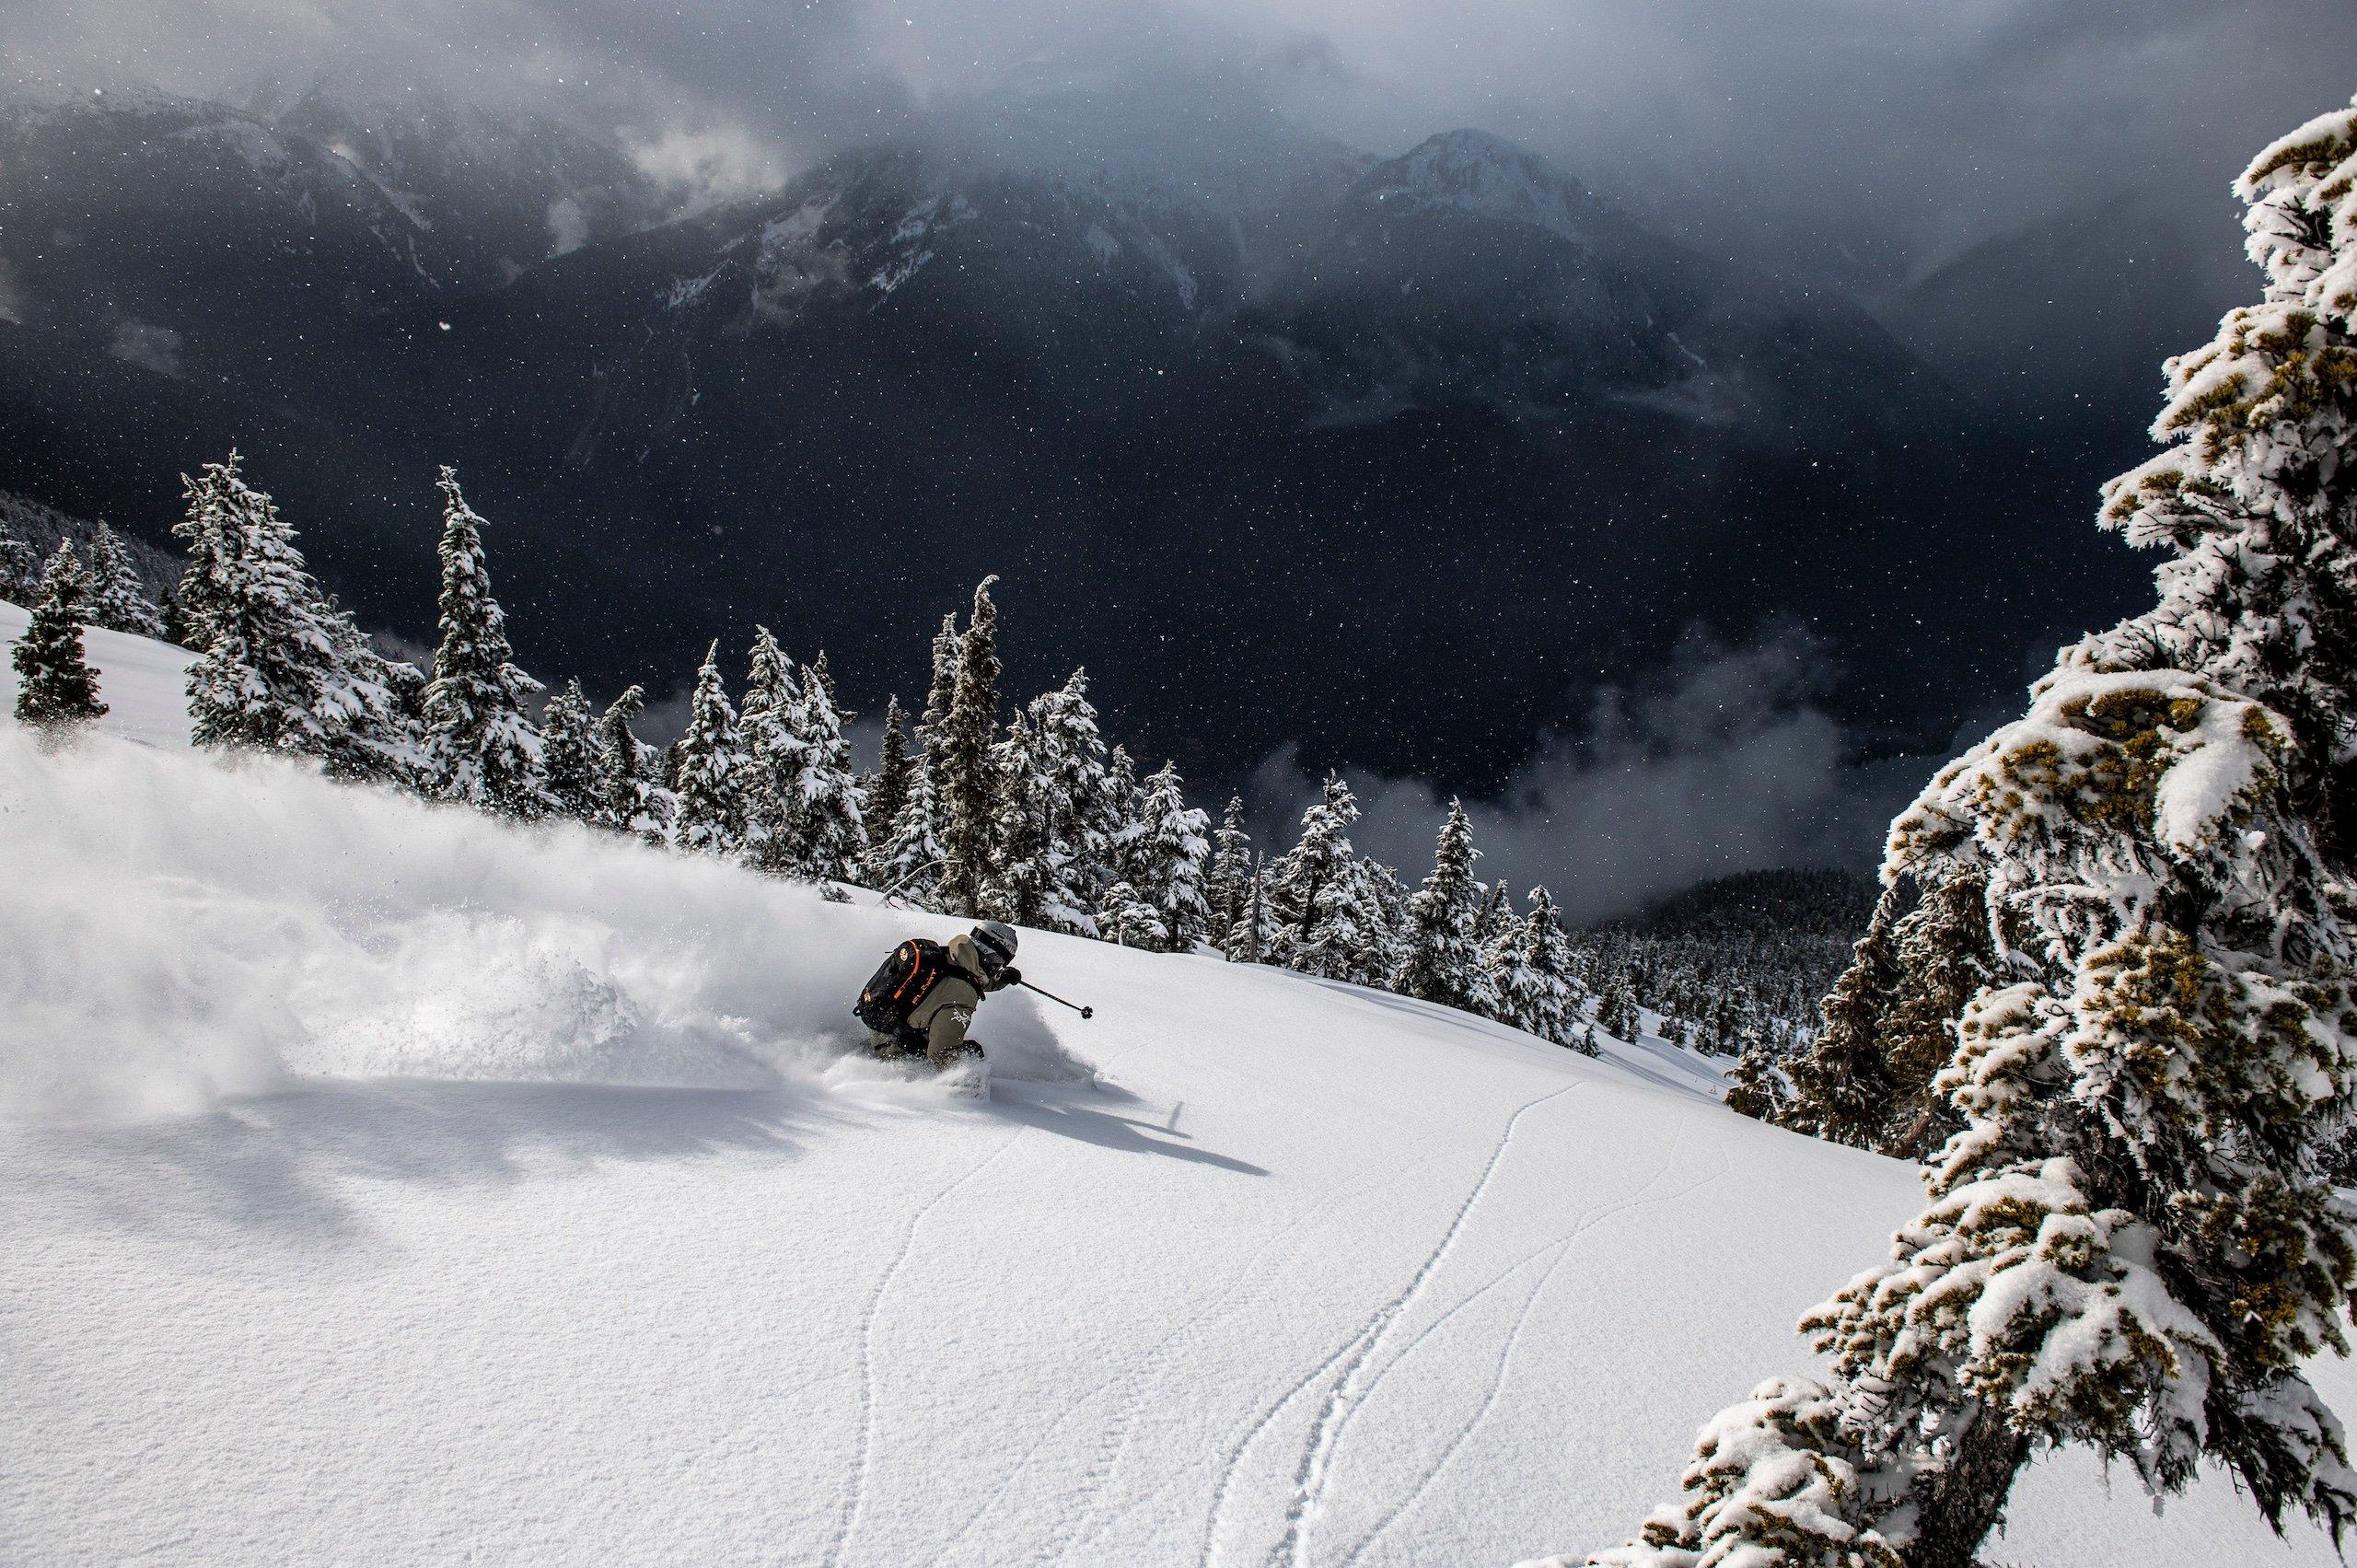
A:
[937,1040,989,1099]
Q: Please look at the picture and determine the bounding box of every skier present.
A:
[855,920,1022,1071]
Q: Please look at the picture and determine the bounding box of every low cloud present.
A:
[1250,626,1933,926]
[544,195,589,257]
[621,122,792,215]
[106,318,184,377]
[364,625,435,672]
[10,0,2351,288]
[633,677,696,750]
[841,708,887,777]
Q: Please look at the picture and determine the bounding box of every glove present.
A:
[997,966,1022,990]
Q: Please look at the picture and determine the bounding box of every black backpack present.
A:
[854,938,957,1033]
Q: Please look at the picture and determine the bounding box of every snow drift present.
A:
[0,723,1085,1121]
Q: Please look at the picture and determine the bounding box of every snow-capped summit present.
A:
[926,59,1369,251]
[1353,129,1625,250]
[690,143,1230,329]
[258,82,670,285]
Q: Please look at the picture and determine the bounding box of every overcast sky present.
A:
[8,0,2354,276]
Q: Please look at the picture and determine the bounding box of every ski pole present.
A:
[1017,979,1094,1020]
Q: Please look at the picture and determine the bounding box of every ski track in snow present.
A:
[1324,1122,1699,1467]
[1044,1146,1466,1563]
[1197,1080,1582,1568]
[1339,1148,1737,1566]
[830,1128,1028,1568]
[1265,1082,1585,1568]
[1196,1270,1399,1567]
[928,1137,1458,1563]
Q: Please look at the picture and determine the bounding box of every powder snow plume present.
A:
[0,727,1080,1121]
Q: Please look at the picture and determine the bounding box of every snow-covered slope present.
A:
[0,600,192,747]
[3,620,2351,1565]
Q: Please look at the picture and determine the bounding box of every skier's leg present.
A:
[924,1004,977,1071]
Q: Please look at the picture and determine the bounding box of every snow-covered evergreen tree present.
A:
[1028,668,1116,931]
[790,654,868,884]
[1483,900,1533,1021]
[540,679,603,824]
[1127,761,1212,952]
[737,626,807,876]
[0,513,32,601]
[864,694,915,849]
[983,707,1051,926]
[2061,99,2357,865]
[1099,742,1144,891]
[331,621,424,784]
[1767,879,1905,1144]
[914,610,959,793]
[805,649,844,720]
[593,684,670,842]
[1363,858,1412,981]
[874,759,946,903]
[1595,971,1642,1040]
[1315,857,1399,988]
[1226,854,1275,965]
[10,543,107,732]
[1099,878,1168,951]
[669,642,747,856]
[1493,887,1579,1046]
[84,521,166,637]
[1269,773,1361,975]
[1588,97,2357,1568]
[420,469,546,817]
[1480,884,1533,996]
[1721,1040,1792,1121]
[382,651,425,728]
[935,578,1002,915]
[1604,674,2357,1568]
[1263,776,1396,987]
[1392,798,1494,1014]
[1474,877,1514,956]
[1206,795,1251,949]
[1781,872,1991,1159]
[173,452,417,783]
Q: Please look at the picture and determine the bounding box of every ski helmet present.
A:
[971,920,1018,972]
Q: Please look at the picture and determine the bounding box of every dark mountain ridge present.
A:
[0,90,2154,804]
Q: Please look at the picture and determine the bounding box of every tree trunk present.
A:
[1902,1403,2031,1568]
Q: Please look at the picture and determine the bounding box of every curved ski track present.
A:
[827,1128,1027,1568]
[1047,1147,1463,1562]
[1338,1147,1736,1566]
[1197,1080,1583,1568]
[924,1141,1453,1563]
